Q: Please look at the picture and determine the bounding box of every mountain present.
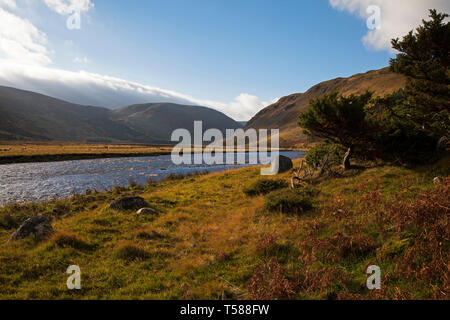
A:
[112,103,242,142]
[245,68,406,147]
[0,86,241,143]
[0,86,145,143]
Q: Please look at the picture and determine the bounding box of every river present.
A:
[0,151,305,206]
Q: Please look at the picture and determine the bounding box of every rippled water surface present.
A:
[0,151,304,206]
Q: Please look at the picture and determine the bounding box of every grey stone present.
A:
[9,216,53,241]
[275,155,293,173]
[110,196,149,210]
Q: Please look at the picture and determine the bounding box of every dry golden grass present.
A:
[0,143,173,164]
[0,143,299,164]
[0,143,172,157]
[0,157,448,299]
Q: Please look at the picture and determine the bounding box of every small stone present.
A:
[109,196,149,210]
[267,155,293,174]
[9,215,53,241]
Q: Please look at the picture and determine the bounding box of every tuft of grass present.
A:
[264,189,313,215]
[136,230,165,240]
[244,179,288,197]
[0,204,37,230]
[52,232,96,251]
[0,213,25,230]
[164,170,209,181]
[114,242,151,262]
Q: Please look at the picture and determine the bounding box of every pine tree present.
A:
[298,92,376,169]
[389,9,449,141]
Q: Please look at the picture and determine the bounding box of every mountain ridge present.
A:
[245,67,406,147]
[0,86,241,143]
[113,102,242,142]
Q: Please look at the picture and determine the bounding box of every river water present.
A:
[0,151,305,206]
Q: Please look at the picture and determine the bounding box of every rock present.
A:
[109,196,149,210]
[136,207,157,215]
[9,216,53,241]
[433,177,442,184]
[272,155,293,174]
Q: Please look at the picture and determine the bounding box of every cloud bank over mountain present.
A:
[0,0,269,121]
[0,59,270,120]
[329,0,450,51]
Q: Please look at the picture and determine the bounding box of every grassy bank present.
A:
[0,143,303,164]
[0,157,448,299]
[0,143,173,164]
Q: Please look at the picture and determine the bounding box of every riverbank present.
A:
[0,151,305,206]
[0,143,173,165]
[0,143,304,165]
[0,156,448,299]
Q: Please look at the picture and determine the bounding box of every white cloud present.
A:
[0,0,17,10]
[64,40,75,46]
[0,8,51,65]
[0,60,268,120]
[0,1,269,121]
[73,56,90,63]
[43,0,94,15]
[223,94,274,121]
[329,0,450,51]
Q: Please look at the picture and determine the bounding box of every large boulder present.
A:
[9,216,54,241]
[273,155,293,174]
[109,196,149,210]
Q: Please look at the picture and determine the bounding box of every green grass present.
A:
[264,188,313,215]
[243,179,288,197]
[0,157,448,299]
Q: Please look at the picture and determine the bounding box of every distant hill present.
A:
[112,103,242,142]
[0,86,241,143]
[0,86,145,143]
[245,68,406,147]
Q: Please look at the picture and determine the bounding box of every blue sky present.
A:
[47,0,392,101]
[0,0,448,120]
[68,0,392,101]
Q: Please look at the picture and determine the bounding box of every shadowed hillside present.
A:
[245,68,405,147]
[0,86,146,143]
[0,86,241,143]
[113,103,242,142]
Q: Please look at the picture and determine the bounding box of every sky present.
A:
[0,0,448,121]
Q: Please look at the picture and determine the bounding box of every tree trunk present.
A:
[342,146,353,170]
